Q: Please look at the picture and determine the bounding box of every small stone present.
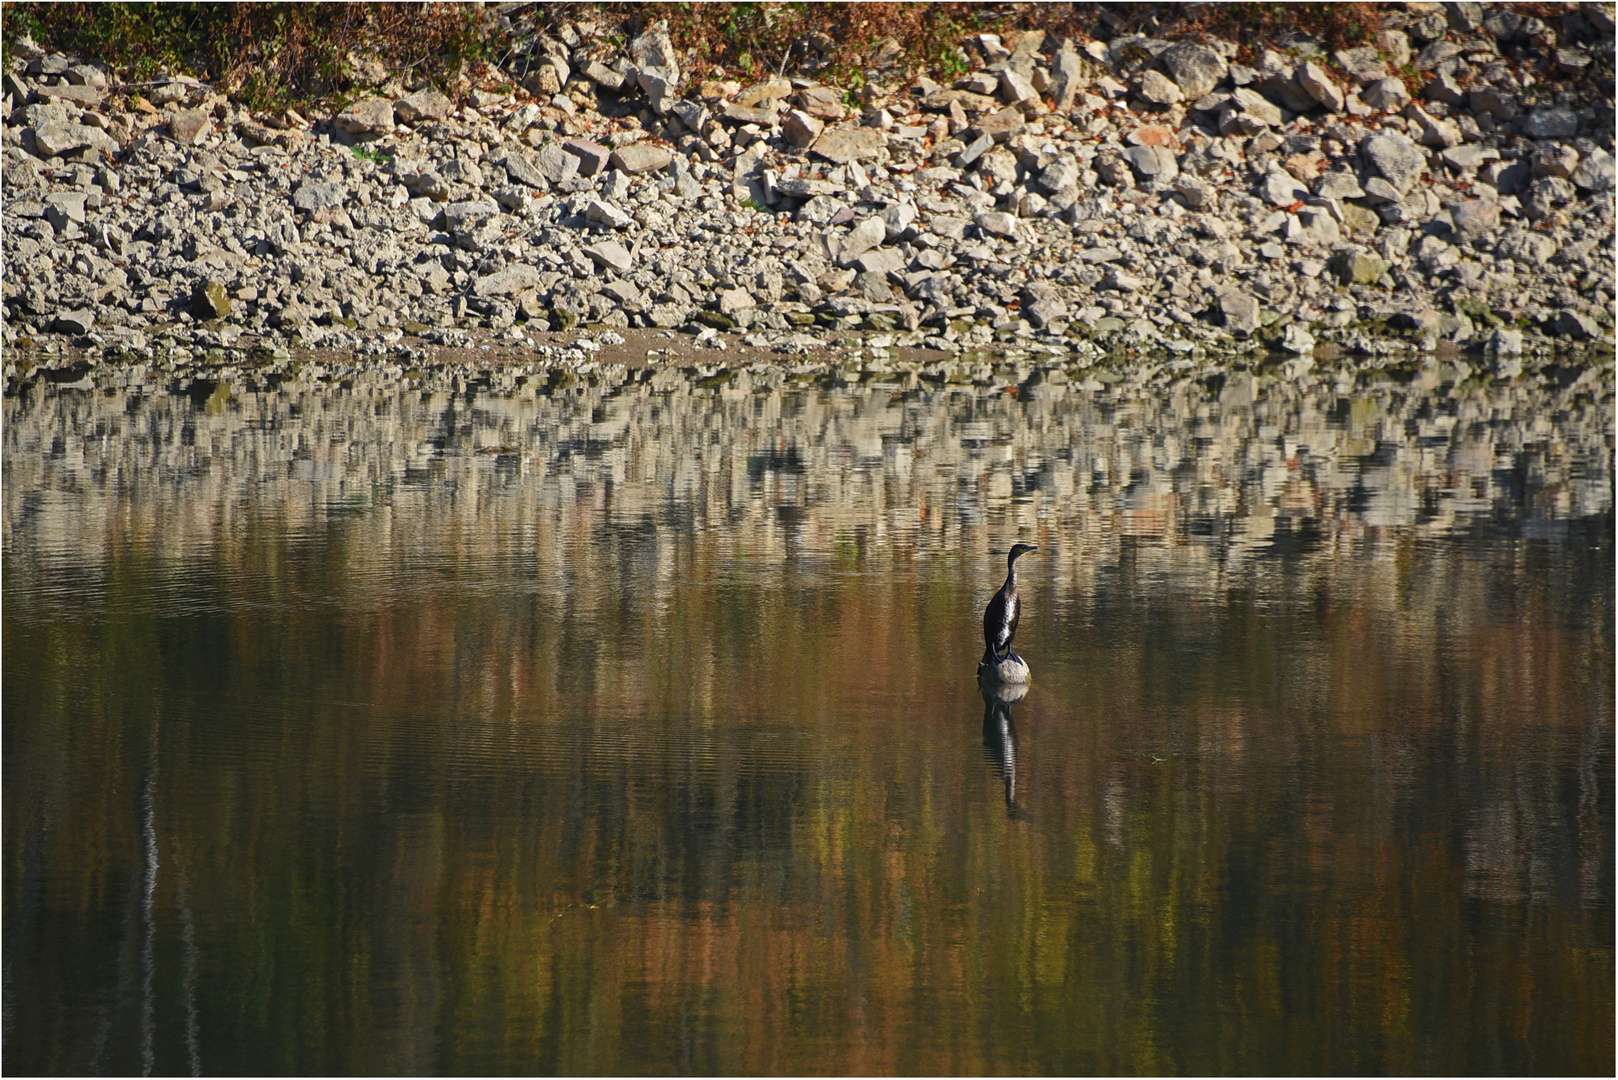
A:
[503,153,547,188]
[839,216,887,261]
[1280,322,1316,353]
[1440,144,1495,172]
[796,85,845,120]
[1334,47,1389,84]
[972,106,1026,141]
[1571,149,1614,193]
[584,199,632,229]
[1314,171,1364,200]
[717,287,756,314]
[1260,166,1307,206]
[1229,87,1282,127]
[610,142,671,174]
[1496,230,1558,265]
[1123,144,1177,181]
[1486,327,1523,354]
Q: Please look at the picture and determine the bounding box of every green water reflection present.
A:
[4,362,1612,1074]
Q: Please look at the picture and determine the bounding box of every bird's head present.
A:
[1007,542,1038,567]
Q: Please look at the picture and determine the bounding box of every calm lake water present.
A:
[4,357,1613,1075]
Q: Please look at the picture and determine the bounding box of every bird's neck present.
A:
[1005,564,1018,588]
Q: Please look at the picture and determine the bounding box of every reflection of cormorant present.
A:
[979,678,1028,816]
[983,543,1037,665]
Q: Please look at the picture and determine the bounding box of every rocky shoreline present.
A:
[2,2,1614,394]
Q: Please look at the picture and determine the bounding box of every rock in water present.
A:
[979,653,1031,685]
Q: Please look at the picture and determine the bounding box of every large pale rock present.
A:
[839,216,887,262]
[1051,40,1086,112]
[1159,40,1227,99]
[1449,199,1499,239]
[974,211,1019,238]
[560,139,608,176]
[1358,77,1411,111]
[610,142,671,174]
[1571,148,1615,192]
[335,96,394,135]
[394,88,453,124]
[1138,69,1183,106]
[473,264,542,297]
[782,109,824,148]
[1218,289,1261,334]
[1122,144,1177,181]
[1260,166,1308,206]
[32,121,117,157]
[291,182,345,212]
[811,126,884,163]
[53,308,96,335]
[1496,230,1558,265]
[1361,134,1427,193]
[1296,61,1344,112]
[584,240,633,272]
[169,108,212,145]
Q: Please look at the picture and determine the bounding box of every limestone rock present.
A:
[811,126,884,164]
[394,88,454,124]
[1159,41,1227,99]
[473,264,542,297]
[611,142,671,174]
[169,108,212,145]
[1359,77,1411,111]
[584,240,633,272]
[1296,61,1344,112]
[292,182,346,212]
[335,96,394,135]
[1218,289,1261,333]
[192,280,232,319]
[1361,134,1427,194]
[1330,249,1389,285]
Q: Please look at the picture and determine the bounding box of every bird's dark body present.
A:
[982,543,1036,663]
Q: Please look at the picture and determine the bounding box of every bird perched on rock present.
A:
[982,543,1037,665]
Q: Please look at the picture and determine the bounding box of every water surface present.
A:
[4,360,1613,1074]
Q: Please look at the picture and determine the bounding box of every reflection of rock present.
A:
[979,679,1023,814]
[978,653,1030,685]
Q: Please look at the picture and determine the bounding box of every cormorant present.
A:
[982,543,1037,664]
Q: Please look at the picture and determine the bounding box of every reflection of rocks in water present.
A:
[3,368,1610,605]
[980,678,1027,816]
